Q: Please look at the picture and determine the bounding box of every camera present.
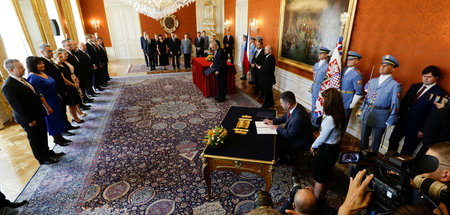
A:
[428,93,448,106]
[342,151,445,214]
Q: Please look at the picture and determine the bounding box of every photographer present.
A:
[421,105,450,156]
[338,169,374,215]
[421,142,450,185]
[283,187,318,215]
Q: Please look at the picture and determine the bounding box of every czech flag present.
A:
[314,36,343,118]
[242,31,250,74]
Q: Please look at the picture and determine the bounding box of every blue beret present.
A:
[257,36,263,41]
[347,51,362,59]
[319,46,330,54]
[382,55,399,68]
[250,36,255,40]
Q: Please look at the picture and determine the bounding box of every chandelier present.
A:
[122,0,195,20]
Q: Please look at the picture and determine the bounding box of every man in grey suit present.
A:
[202,31,209,57]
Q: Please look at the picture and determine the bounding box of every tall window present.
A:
[70,0,86,43]
[0,1,32,65]
[45,0,65,48]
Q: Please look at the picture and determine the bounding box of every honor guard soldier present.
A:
[248,36,257,84]
[240,34,248,80]
[341,51,364,130]
[359,55,402,153]
[311,46,330,128]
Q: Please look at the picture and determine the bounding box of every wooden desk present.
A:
[201,106,276,199]
[191,57,236,97]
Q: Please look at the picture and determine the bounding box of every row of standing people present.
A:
[1,34,110,165]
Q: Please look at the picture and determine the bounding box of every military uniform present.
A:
[360,55,401,153]
[341,51,363,129]
[248,37,256,84]
[239,35,248,79]
[311,47,330,128]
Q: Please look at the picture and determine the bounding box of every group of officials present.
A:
[1,34,110,166]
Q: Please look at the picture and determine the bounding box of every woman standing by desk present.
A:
[310,88,346,201]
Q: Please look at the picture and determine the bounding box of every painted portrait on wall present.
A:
[277,0,357,71]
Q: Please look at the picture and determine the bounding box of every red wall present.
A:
[224,0,236,49]
[139,3,196,38]
[78,0,112,47]
[245,0,450,93]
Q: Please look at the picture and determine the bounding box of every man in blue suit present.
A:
[341,51,364,130]
[359,55,402,153]
[140,31,149,67]
[311,47,330,129]
[264,91,314,161]
[388,66,446,155]
[210,41,228,102]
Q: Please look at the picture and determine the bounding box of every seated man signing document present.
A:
[264,91,314,162]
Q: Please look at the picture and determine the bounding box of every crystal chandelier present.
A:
[122,0,195,20]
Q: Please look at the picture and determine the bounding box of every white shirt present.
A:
[378,74,392,86]
[255,48,262,58]
[318,59,327,68]
[289,104,297,116]
[417,82,437,98]
[344,66,356,76]
[311,115,342,148]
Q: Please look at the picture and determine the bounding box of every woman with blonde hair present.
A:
[53,48,84,123]
[310,87,346,201]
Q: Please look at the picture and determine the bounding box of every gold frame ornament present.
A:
[160,14,179,33]
[277,0,358,72]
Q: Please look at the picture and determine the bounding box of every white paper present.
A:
[255,121,278,135]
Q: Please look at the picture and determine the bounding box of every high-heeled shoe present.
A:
[53,134,70,146]
[72,119,85,124]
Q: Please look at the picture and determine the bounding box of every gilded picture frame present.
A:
[277,0,358,72]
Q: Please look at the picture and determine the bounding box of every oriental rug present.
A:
[15,72,345,214]
[127,64,190,74]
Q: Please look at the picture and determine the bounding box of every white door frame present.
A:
[235,0,248,67]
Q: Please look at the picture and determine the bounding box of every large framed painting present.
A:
[277,0,358,72]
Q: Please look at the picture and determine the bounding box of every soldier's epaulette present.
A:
[356,69,361,74]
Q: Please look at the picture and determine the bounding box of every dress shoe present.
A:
[80,106,90,111]
[63,131,76,136]
[214,96,219,100]
[39,157,59,165]
[217,98,226,102]
[72,119,85,124]
[53,152,66,157]
[55,141,70,146]
[67,125,81,130]
[95,87,104,91]
[7,200,28,208]
[88,93,98,97]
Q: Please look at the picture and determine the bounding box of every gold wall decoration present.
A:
[32,0,57,48]
[277,0,358,72]
[11,0,38,55]
[59,0,79,42]
[160,15,179,33]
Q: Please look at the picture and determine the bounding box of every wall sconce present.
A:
[224,19,231,30]
[250,18,258,33]
[90,19,100,30]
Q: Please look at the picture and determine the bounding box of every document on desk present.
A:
[255,121,278,135]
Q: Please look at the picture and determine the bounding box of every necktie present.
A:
[22,78,37,95]
[413,86,427,103]
[288,112,291,119]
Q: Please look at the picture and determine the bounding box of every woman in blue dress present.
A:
[26,56,71,146]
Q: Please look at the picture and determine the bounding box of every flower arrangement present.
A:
[206,55,214,61]
[205,125,227,148]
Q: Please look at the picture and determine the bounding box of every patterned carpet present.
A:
[127,64,190,74]
[15,72,345,214]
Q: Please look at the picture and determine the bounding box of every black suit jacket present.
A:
[1,76,46,127]
[140,36,147,50]
[149,39,157,54]
[75,49,93,78]
[194,37,204,52]
[223,35,234,52]
[97,45,108,64]
[169,38,181,55]
[422,105,450,147]
[397,83,446,132]
[259,54,276,85]
[211,48,228,77]
[66,50,81,77]
[86,42,100,67]
[252,48,265,73]
[273,104,314,150]
[41,57,65,96]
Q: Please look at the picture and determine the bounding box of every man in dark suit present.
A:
[2,59,64,164]
[77,42,97,96]
[194,32,204,57]
[140,31,149,67]
[147,34,157,70]
[169,33,181,69]
[264,91,314,161]
[86,34,103,91]
[153,34,159,67]
[223,30,234,63]
[76,42,95,101]
[259,45,276,108]
[388,66,446,155]
[209,41,228,102]
[97,37,110,84]
[251,40,265,98]
[70,40,93,103]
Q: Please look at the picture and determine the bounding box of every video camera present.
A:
[341,150,448,214]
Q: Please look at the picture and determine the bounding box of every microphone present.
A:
[404,155,439,175]
[413,175,449,201]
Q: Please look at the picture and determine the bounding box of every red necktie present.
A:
[413,86,426,103]
[288,112,291,119]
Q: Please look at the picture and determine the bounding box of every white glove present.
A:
[349,95,363,109]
